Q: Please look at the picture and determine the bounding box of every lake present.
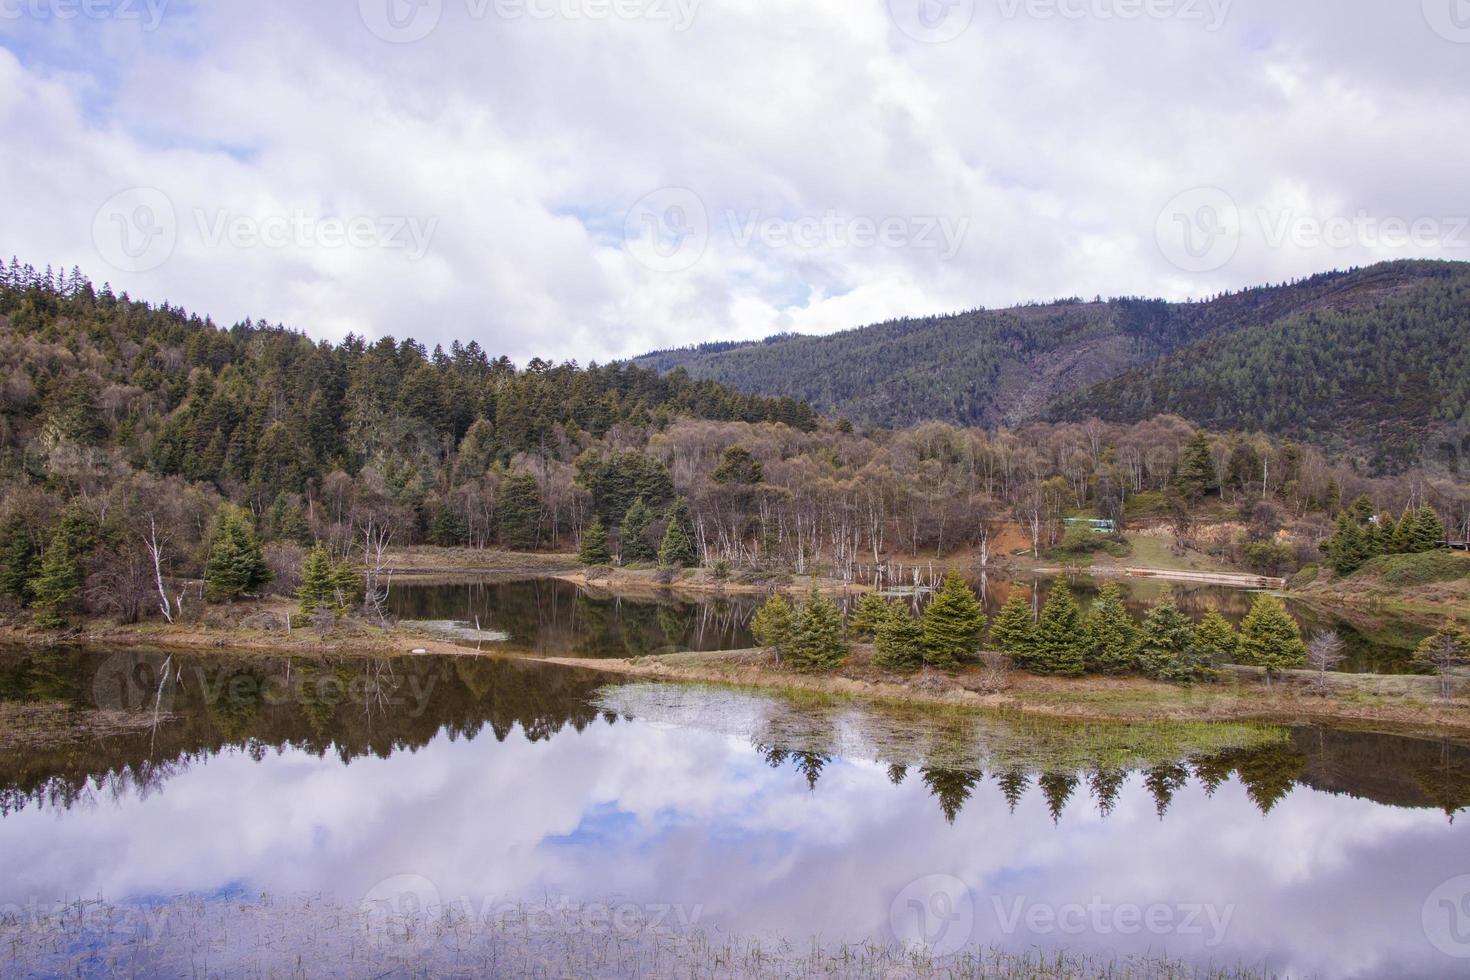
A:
[390,573,1435,673]
[1,646,1468,977]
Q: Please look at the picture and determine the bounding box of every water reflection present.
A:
[2,647,1469,977]
[391,575,1433,673]
[390,577,758,657]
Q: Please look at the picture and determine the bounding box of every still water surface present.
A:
[1,646,1468,977]
[390,574,1433,673]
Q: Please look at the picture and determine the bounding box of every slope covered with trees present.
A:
[637,261,1470,471]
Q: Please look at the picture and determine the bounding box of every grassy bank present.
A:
[546,646,1470,737]
[1291,551,1470,622]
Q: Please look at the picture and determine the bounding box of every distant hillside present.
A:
[635,261,1470,471]
[1049,262,1470,472]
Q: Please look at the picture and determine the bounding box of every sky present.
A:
[1,0,1468,363]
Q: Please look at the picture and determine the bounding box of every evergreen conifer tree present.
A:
[990,592,1038,666]
[0,516,38,604]
[1083,583,1139,674]
[1172,433,1215,503]
[204,505,270,602]
[1192,609,1240,665]
[1139,601,1205,682]
[1412,507,1445,553]
[1238,594,1307,685]
[786,591,847,673]
[849,592,893,641]
[496,473,543,551]
[751,594,795,652]
[874,605,925,672]
[578,517,611,565]
[1032,582,1085,676]
[30,507,95,628]
[296,545,337,616]
[619,498,657,565]
[657,501,698,567]
[920,572,986,669]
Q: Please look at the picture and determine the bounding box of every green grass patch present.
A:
[1356,551,1470,587]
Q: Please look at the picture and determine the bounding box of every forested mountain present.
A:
[635,261,1470,471]
[0,259,815,510]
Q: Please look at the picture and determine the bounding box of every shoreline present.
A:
[543,647,1470,738]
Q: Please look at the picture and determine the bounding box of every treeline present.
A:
[1055,262,1470,472]
[6,261,1470,631]
[637,261,1470,472]
[754,575,1316,683]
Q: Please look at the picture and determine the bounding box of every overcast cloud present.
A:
[1,0,1467,362]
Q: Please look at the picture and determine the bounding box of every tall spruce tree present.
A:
[1032,582,1085,676]
[1192,609,1240,666]
[496,473,544,551]
[751,594,795,653]
[1172,432,1215,504]
[578,517,612,565]
[30,507,96,628]
[619,498,658,565]
[920,572,986,669]
[0,515,38,604]
[1083,583,1139,674]
[1412,507,1445,553]
[1139,602,1205,682]
[297,545,338,616]
[991,592,1038,665]
[204,505,270,602]
[849,592,893,641]
[874,605,925,672]
[786,591,847,673]
[657,500,699,567]
[1238,594,1307,685]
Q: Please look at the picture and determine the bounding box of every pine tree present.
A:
[204,505,271,601]
[990,593,1038,665]
[496,473,543,550]
[578,517,611,566]
[30,508,95,629]
[1192,609,1239,665]
[1032,582,1085,676]
[849,592,893,641]
[296,545,337,616]
[874,605,925,672]
[1139,602,1206,682]
[1412,507,1445,553]
[657,501,698,567]
[1389,510,1416,555]
[1083,583,1139,674]
[1325,511,1370,575]
[751,594,795,652]
[786,591,847,673]
[920,572,986,669]
[1172,432,1215,504]
[0,516,38,604]
[619,498,657,565]
[1238,594,1307,685]
[427,505,467,547]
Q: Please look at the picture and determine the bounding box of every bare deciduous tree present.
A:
[1306,631,1346,690]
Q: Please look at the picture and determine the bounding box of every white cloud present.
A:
[1,0,1467,363]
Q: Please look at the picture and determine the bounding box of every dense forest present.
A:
[3,260,1470,629]
[637,261,1470,472]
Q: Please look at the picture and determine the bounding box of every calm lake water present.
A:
[391,574,1434,673]
[1,647,1468,977]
